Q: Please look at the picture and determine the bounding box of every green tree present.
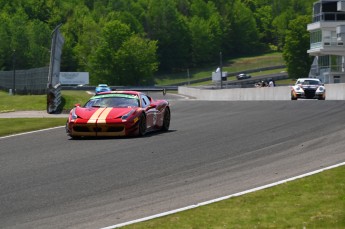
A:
[72,15,100,71]
[116,35,158,86]
[7,8,31,70]
[283,15,312,79]
[60,3,95,71]
[89,19,158,86]
[89,20,132,85]
[229,1,261,55]
[26,20,51,67]
[0,11,12,70]
[143,0,191,71]
[22,0,51,22]
[254,5,274,46]
[0,0,319,82]
[188,0,223,65]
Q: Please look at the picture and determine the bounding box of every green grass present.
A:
[60,90,93,111]
[0,90,92,113]
[0,118,67,137]
[0,91,47,112]
[0,90,91,136]
[189,68,288,86]
[124,165,345,228]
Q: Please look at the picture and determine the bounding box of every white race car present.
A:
[291,78,326,100]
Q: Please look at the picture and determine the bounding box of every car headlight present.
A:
[318,87,324,92]
[71,108,78,121]
[121,109,135,121]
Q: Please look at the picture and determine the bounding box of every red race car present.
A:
[66,91,170,139]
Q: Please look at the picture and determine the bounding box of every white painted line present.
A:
[101,161,345,229]
[0,126,65,139]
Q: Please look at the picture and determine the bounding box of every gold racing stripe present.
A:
[87,108,105,124]
[97,107,113,123]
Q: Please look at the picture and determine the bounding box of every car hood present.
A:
[75,107,135,120]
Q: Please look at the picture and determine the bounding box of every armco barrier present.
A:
[178,83,345,100]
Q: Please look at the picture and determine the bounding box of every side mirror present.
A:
[74,103,81,107]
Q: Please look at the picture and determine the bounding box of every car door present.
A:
[141,95,157,129]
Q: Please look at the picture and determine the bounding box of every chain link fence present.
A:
[0,67,49,95]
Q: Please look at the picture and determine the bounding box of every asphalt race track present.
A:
[1,95,345,229]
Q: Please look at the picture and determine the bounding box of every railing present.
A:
[310,38,345,50]
[319,65,343,72]
[313,12,345,23]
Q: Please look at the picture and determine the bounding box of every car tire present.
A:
[291,92,297,100]
[71,136,81,140]
[138,113,147,136]
[161,107,170,131]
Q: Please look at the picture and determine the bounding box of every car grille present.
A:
[74,126,90,132]
[107,126,125,132]
[304,88,316,98]
[73,125,124,133]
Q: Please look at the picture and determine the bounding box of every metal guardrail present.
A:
[164,65,286,86]
[62,85,178,92]
[223,72,289,87]
[62,71,287,92]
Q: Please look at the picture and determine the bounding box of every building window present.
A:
[331,55,342,71]
[311,30,322,43]
[310,30,322,48]
[319,55,330,68]
[319,55,342,72]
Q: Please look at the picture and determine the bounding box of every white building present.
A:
[307,0,345,83]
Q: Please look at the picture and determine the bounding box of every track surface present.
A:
[1,96,345,229]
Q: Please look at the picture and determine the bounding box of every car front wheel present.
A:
[291,92,297,100]
[161,107,170,131]
[138,113,147,136]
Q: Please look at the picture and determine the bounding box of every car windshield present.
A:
[300,80,320,85]
[84,95,139,108]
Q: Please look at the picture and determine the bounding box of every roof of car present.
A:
[97,84,109,87]
[95,90,142,96]
[297,78,320,81]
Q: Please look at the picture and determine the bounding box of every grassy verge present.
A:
[0,118,67,137]
[60,90,93,112]
[155,52,285,86]
[124,165,345,228]
[0,90,91,136]
[0,90,92,112]
[0,92,47,112]
[190,68,288,86]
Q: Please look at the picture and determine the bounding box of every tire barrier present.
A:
[47,83,62,114]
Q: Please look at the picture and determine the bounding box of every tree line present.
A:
[0,0,316,85]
